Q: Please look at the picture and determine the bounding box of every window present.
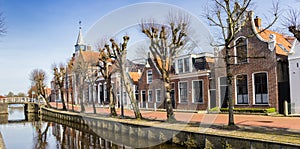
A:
[235,37,248,63]
[236,75,248,104]
[148,90,152,102]
[156,89,161,102]
[178,59,183,73]
[184,58,190,72]
[219,77,228,108]
[147,69,152,84]
[254,73,268,104]
[193,80,203,103]
[179,82,188,103]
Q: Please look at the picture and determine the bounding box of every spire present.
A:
[76,21,84,45]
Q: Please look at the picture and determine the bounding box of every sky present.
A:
[0,0,298,96]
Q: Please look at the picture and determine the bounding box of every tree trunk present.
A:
[164,82,175,122]
[119,51,142,119]
[225,47,234,126]
[60,88,67,111]
[80,85,85,112]
[91,84,96,114]
[122,75,142,119]
[107,80,117,117]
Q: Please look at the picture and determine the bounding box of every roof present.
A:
[80,50,99,62]
[0,95,6,98]
[76,27,84,45]
[258,29,294,56]
[129,72,142,83]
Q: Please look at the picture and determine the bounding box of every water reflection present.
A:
[0,106,185,149]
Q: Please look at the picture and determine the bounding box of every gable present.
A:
[289,40,300,60]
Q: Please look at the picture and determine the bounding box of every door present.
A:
[141,90,146,108]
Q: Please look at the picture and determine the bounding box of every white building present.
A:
[289,40,300,114]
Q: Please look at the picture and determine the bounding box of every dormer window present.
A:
[235,37,248,64]
[178,59,183,73]
[184,58,190,72]
[177,57,190,73]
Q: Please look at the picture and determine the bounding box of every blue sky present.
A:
[0,0,298,95]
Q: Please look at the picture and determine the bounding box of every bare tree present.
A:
[72,57,88,113]
[140,13,190,121]
[29,69,51,107]
[84,52,99,114]
[283,8,300,41]
[98,45,118,116]
[105,36,142,119]
[205,0,278,126]
[53,64,67,110]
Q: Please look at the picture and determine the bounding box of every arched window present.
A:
[235,37,248,64]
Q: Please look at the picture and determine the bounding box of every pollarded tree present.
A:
[283,8,300,41]
[205,0,278,126]
[106,36,142,119]
[98,46,117,116]
[29,69,51,107]
[141,13,190,121]
[53,64,67,110]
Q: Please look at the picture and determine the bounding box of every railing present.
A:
[0,97,46,104]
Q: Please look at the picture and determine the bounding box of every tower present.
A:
[75,21,87,53]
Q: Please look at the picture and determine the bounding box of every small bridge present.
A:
[0,96,46,114]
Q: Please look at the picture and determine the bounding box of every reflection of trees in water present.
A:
[32,121,50,149]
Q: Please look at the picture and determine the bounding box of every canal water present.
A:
[0,105,185,149]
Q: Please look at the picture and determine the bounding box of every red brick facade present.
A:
[214,11,291,112]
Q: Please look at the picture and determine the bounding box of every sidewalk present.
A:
[49,102,300,131]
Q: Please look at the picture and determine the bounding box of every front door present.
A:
[141,91,146,108]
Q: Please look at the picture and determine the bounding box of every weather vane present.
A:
[79,21,82,29]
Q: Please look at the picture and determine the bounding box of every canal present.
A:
[0,104,185,149]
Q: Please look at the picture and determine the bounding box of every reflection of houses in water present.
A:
[51,122,117,148]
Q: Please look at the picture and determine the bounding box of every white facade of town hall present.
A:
[289,40,300,114]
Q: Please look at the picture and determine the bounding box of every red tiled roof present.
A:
[129,72,141,83]
[258,28,294,56]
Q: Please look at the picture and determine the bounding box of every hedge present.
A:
[219,108,276,113]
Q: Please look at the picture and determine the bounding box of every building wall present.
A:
[171,74,210,111]
[289,58,300,114]
[214,13,280,110]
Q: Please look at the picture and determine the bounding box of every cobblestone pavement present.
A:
[49,102,300,131]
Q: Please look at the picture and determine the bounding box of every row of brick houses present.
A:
[51,10,296,114]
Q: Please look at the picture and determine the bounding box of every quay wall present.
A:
[41,107,300,149]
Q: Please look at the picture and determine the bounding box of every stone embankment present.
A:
[41,107,300,148]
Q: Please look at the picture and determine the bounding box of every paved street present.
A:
[49,102,300,131]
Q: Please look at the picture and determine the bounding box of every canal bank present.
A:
[41,106,300,148]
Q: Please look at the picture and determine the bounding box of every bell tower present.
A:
[74,21,87,53]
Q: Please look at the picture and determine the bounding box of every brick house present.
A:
[214,11,292,113]
[138,52,214,111]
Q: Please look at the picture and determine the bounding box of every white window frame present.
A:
[147,69,152,84]
[156,89,161,102]
[192,80,204,103]
[184,57,190,73]
[178,81,188,103]
[234,36,248,64]
[235,74,249,105]
[178,59,183,73]
[148,90,153,102]
[252,72,269,105]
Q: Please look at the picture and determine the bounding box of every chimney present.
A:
[254,16,261,29]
